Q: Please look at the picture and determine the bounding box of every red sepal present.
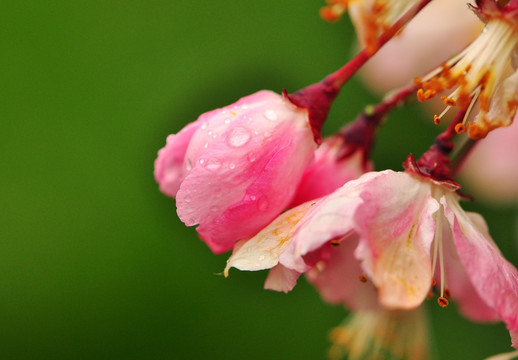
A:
[283,78,339,144]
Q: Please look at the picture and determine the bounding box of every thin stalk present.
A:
[327,0,434,89]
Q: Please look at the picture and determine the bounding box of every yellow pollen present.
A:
[358,274,368,283]
[433,115,441,125]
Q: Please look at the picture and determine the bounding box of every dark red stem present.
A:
[328,0,433,89]
[337,83,418,166]
[286,0,433,143]
[407,110,467,182]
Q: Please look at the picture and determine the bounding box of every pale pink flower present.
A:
[154,90,316,253]
[415,0,518,138]
[352,169,518,347]
[226,173,431,360]
[225,166,518,345]
[224,172,381,292]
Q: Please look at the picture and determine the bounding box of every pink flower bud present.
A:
[154,90,316,253]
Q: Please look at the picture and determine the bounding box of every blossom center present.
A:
[415,18,518,137]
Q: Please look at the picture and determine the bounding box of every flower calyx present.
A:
[403,150,459,190]
[335,107,380,168]
[469,0,518,24]
[283,77,340,144]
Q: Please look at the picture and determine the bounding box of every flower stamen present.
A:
[415,15,518,138]
[430,197,450,307]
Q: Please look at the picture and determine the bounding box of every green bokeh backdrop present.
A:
[2,1,517,359]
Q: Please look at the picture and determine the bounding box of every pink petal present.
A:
[154,120,202,197]
[174,90,315,253]
[264,264,301,293]
[279,171,383,272]
[305,236,379,311]
[443,196,518,335]
[439,200,499,322]
[354,172,439,309]
[290,135,372,206]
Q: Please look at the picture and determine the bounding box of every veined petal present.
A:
[280,171,384,271]
[443,196,518,336]
[354,172,439,309]
[224,200,317,276]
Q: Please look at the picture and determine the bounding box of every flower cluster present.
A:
[155,0,518,358]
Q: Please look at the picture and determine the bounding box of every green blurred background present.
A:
[2,1,517,359]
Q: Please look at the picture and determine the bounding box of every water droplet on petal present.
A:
[247,153,256,162]
[184,195,192,203]
[186,159,192,171]
[264,110,278,121]
[203,142,209,149]
[229,163,235,169]
[199,159,205,165]
[205,158,221,171]
[227,126,251,147]
[201,122,208,130]
[224,118,231,124]
[250,195,257,201]
[258,255,265,261]
[210,206,219,212]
